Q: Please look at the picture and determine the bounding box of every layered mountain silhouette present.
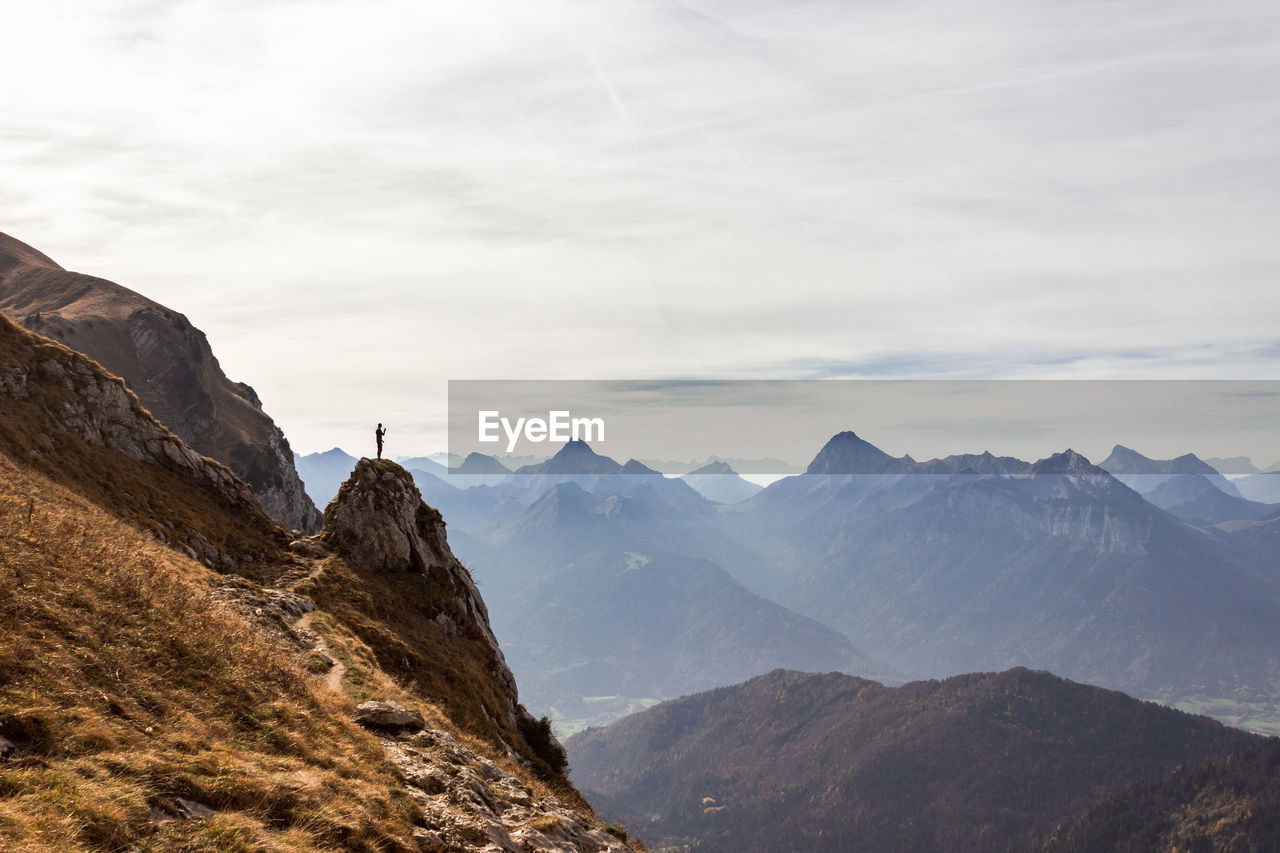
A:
[461,472,890,729]
[1205,455,1260,475]
[311,433,1280,734]
[0,232,320,531]
[294,446,360,507]
[681,460,763,505]
[1145,473,1277,526]
[567,668,1260,852]
[1098,443,1241,497]
[496,548,887,727]
[454,452,512,475]
[1236,471,1280,504]
[726,439,1280,708]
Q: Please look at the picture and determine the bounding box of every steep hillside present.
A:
[0,310,285,571]
[0,232,320,531]
[1040,737,1280,851]
[0,455,420,851]
[1,316,636,851]
[568,668,1259,853]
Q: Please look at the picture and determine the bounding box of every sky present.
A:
[3,0,1279,456]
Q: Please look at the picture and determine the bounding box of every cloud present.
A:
[2,0,1278,453]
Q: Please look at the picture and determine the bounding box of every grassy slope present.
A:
[0,455,419,851]
[0,314,606,847]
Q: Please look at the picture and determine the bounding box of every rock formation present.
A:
[323,457,520,722]
[382,724,630,853]
[0,232,321,531]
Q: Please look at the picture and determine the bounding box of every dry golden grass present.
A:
[295,560,594,814]
[0,454,420,851]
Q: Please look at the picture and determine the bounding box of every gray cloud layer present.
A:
[3,0,1278,453]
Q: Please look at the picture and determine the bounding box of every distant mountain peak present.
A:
[689,460,737,476]
[1031,449,1104,476]
[516,440,627,475]
[454,452,511,475]
[1100,445,1217,476]
[806,430,908,475]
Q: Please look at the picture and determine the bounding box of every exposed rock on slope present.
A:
[380,725,630,852]
[0,311,283,567]
[0,231,320,531]
[319,457,520,728]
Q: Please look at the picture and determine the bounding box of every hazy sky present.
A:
[3,0,1278,455]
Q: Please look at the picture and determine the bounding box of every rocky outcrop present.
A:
[0,232,321,532]
[381,725,630,853]
[323,458,520,718]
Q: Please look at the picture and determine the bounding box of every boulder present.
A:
[353,701,426,732]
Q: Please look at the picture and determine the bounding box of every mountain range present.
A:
[723,437,1280,710]
[5,229,1279,851]
[294,430,1280,735]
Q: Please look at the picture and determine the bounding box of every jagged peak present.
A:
[1031,449,1104,476]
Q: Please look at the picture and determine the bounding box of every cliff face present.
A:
[0,232,321,532]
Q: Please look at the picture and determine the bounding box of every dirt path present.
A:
[294,611,347,693]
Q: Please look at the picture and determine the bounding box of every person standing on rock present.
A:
[375,423,387,459]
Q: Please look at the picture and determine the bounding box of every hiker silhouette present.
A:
[375,423,386,459]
